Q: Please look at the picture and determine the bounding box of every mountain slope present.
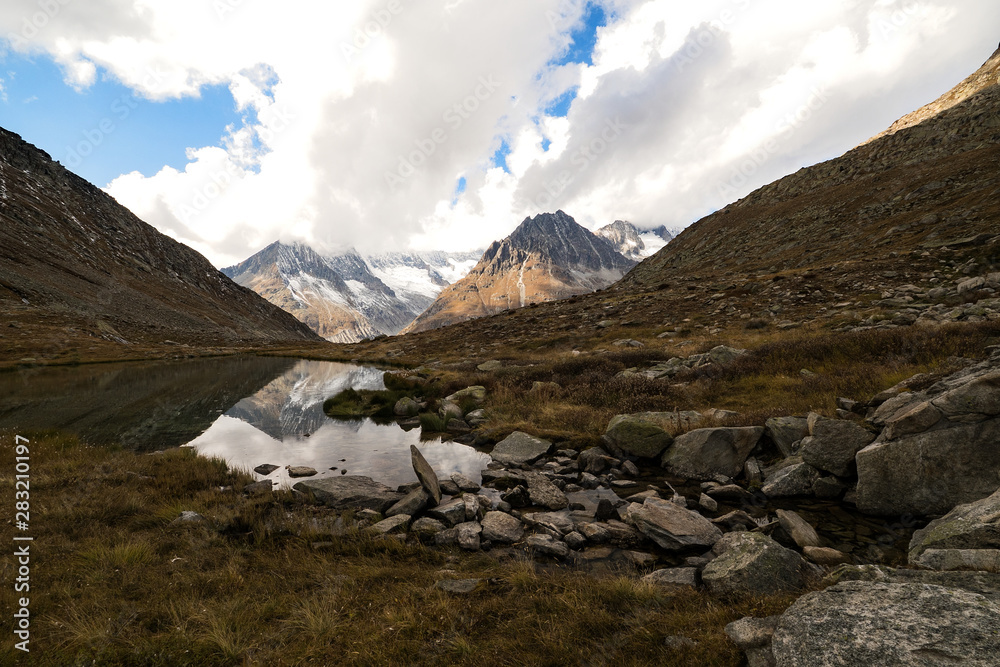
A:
[621,44,1000,290]
[0,127,319,363]
[402,211,636,334]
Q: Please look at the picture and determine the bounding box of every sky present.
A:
[1,1,997,269]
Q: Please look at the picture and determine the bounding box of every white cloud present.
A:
[1,0,997,267]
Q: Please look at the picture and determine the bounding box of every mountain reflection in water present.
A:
[0,357,491,488]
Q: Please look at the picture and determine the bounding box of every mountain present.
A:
[596,220,673,260]
[0,127,319,364]
[222,243,482,343]
[402,210,636,334]
[621,44,1000,291]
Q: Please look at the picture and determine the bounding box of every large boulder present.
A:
[661,427,764,481]
[624,497,723,551]
[856,417,1000,516]
[386,487,431,518]
[770,581,1000,665]
[525,472,569,511]
[930,370,1000,419]
[702,532,808,597]
[908,488,1000,563]
[481,511,524,544]
[799,416,875,477]
[764,417,809,458]
[293,476,403,513]
[410,445,442,505]
[491,432,552,465]
[761,461,821,498]
[604,413,675,459]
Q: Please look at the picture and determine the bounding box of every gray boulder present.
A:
[799,417,875,477]
[368,514,411,535]
[604,413,675,459]
[726,616,780,667]
[761,462,821,498]
[525,472,569,511]
[702,532,808,597]
[527,534,570,558]
[915,549,1000,573]
[642,568,699,590]
[411,517,447,537]
[931,370,1000,419]
[410,445,441,505]
[856,417,1000,516]
[662,427,764,481]
[770,581,1000,665]
[481,511,524,543]
[426,498,467,527]
[708,345,747,365]
[393,397,420,417]
[775,509,820,549]
[386,487,431,518]
[908,488,1000,563]
[765,416,809,458]
[456,521,482,551]
[446,386,487,404]
[624,497,723,551]
[450,473,480,493]
[491,432,552,465]
[293,476,403,513]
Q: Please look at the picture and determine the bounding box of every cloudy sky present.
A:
[1,1,997,268]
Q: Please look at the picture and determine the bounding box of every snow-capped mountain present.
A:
[222,242,482,343]
[595,220,674,260]
[403,211,636,334]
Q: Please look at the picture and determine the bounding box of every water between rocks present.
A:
[0,355,490,489]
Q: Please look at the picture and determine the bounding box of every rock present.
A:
[803,546,851,566]
[386,487,431,518]
[915,549,1000,573]
[393,397,420,417]
[811,476,846,499]
[882,400,942,440]
[411,518,447,537]
[287,466,318,478]
[908,488,1000,563]
[173,511,205,524]
[613,338,644,347]
[663,636,699,651]
[578,472,601,489]
[491,432,552,465]
[446,386,487,404]
[725,615,780,650]
[708,345,747,365]
[481,511,524,543]
[456,521,482,551]
[564,532,587,550]
[662,427,764,481]
[706,484,753,503]
[581,522,611,544]
[440,479,461,496]
[775,509,820,549]
[526,511,575,536]
[293,476,404,514]
[603,520,647,549]
[771,581,1000,665]
[702,532,808,597]
[438,400,464,421]
[799,418,875,477]
[480,469,527,490]
[856,417,1000,516]
[761,462,821,498]
[624,497,723,551]
[642,567,699,590]
[463,494,485,522]
[525,473,569,510]
[253,464,279,476]
[621,460,640,478]
[870,392,922,426]
[477,360,503,372]
[410,445,442,505]
[699,493,719,512]
[604,413,675,459]
[579,447,617,474]
[465,409,488,426]
[530,381,561,393]
[368,514,411,535]
[446,419,472,433]
[764,417,809,458]
[527,534,570,558]
[434,528,459,546]
[450,473,480,493]
[501,485,530,508]
[435,579,482,595]
[712,510,760,531]
[426,498,467,527]
[931,370,1000,418]
[244,480,273,496]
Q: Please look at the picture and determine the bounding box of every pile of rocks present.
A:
[616,345,748,380]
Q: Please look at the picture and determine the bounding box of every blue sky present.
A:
[1,53,240,186]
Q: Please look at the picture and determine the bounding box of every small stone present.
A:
[456,521,482,551]
[411,517,447,537]
[368,514,411,535]
[643,567,699,590]
[451,472,481,492]
[803,546,851,566]
[491,432,553,465]
[699,493,719,512]
[527,534,570,558]
[173,511,205,524]
[776,509,821,549]
[435,579,482,595]
[287,466,318,478]
[481,511,524,544]
[253,464,279,476]
[244,480,273,496]
[595,498,621,522]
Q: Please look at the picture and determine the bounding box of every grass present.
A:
[0,431,797,666]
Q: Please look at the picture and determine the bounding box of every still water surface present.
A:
[0,356,490,488]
